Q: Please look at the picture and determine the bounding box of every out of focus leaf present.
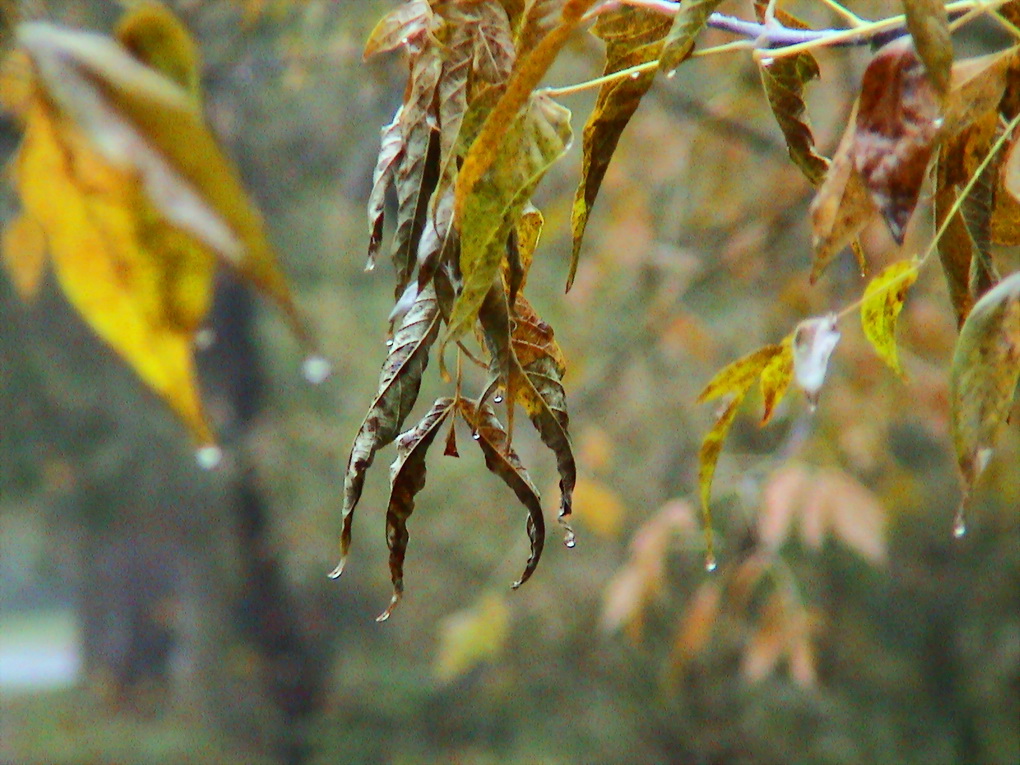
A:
[515,0,565,59]
[950,271,1020,509]
[792,314,841,409]
[569,7,671,290]
[367,108,404,270]
[658,0,723,74]
[378,397,457,622]
[760,53,829,186]
[669,580,721,673]
[115,0,201,98]
[447,93,571,347]
[1005,131,1020,203]
[459,398,546,589]
[860,259,919,377]
[364,0,432,59]
[1,213,46,299]
[434,592,509,682]
[903,0,953,97]
[809,104,877,281]
[853,38,942,243]
[570,476,625,539]
[331,285,441,579]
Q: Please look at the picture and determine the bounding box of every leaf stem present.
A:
[835,110,1020,321]
[812,0,869,28]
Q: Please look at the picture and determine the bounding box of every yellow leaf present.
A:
[115,0,202,99]
[697,344,786,404]
[759,338,793,424]
[569,477,625,539]
[13,98,216,446]
[860,259,919,377]
[434,592,508,683]
[1,213,47,300]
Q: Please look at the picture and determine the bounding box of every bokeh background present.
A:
[1,1,1018,763]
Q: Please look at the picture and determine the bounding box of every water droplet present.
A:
[400,37,409,45]
[472,432,481,440]
[760,57,774,67]
[704,553,717,572]
[195,328,216,350]
[629,71,640,80]
[564,529,576,548]
[385,338,394,348]
[196,445,223,470]
[932,117,944,129]
[493,395,504,404]
[952,507,967,538]
[301,355,331,385]
[327,560,346,579]
[665,69,676,79]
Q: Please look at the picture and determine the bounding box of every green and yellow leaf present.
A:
[434,592,509,682]
[860,259,919,377]
[759,339,794,424]
[658,0,724,74]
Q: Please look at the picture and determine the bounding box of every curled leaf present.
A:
[367,108,405,271]
[658,0,724,74]
[792,314,841,410]
[759,52,829,186]
[759,339,794,425]
[950,271,1020,509]
[379,397,457,622]
[860,259,919,377]
[363,0,432,59]
[332,285,440,579]
[459,398,546,589]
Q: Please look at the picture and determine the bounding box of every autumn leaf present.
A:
[759,52,829,186]
[331,285,441,579]
[0,213,46,300]
[860,259,919,377]
[809,102,878,281]
[950,271,1020,515]
[569,7,671,290]
[853,37,943,243]
[669,580,721,673]
[759,338,793,425]
[446,93,571,348]
[367,108,404,271]
[378,397,457,622]
[697,344,788,560]
[569,476,625,539]
[903,0,953,98]
[470,0,517,85]
[658,0,724,74]
[363,0,432,60]
[434,592,509,682]
[459,398,546,589]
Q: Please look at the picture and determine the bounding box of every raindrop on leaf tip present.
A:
[196,445,223,470]
[705,554,717,572]
[472,432,481,440]
[952,507,967,539]
[666,69,676,79]
[493,395,504,404]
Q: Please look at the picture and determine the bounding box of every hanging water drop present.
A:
[564,528,576,548]
[629,71,640,80]
[385,338,394,348]
[301,355,332,385]
[952,506,967,538]
[196,445,223,470]
[493,395,504,404]
[704,553,717,572]
[472,432,481,440]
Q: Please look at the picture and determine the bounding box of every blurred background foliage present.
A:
[0,1,1018,764]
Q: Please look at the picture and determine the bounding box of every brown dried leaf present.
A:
[364,0,432,59]
[903,0,953,97]
[670,580,721,673]
[854,37,943,244]
[367,108,404,271]
[459,398,546,589]
[331,285,441,579]
[378,397,457,621]
[658,0,724,74]
[809,102,878,281]
[759,52,829,186]
[950,271,1020,508]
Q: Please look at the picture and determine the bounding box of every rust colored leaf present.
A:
[950,271,1020,510]
[367,107,405,271]
[903,0,953,97]
[1,213,46,300]
[809,103,878,281]
[860,259,919,377]
[472,0,516,85]
[331,285,441,580]
[853,37,943,244]
[568,7,671,291]
[658,0,724,74]
[670,580,721,673]
[364,0,432,60]
[759,52,829,186]
[942,47,1016,138]
[459,398,546,589]
[378,397,457,622]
